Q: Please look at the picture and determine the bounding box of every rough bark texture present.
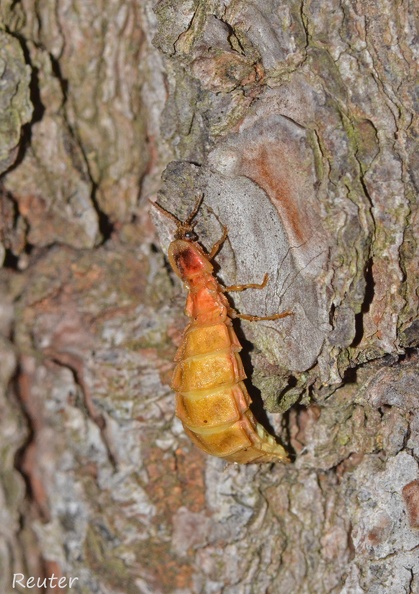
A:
[0,1,418,594]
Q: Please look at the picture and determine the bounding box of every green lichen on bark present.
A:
[0,30,32,175]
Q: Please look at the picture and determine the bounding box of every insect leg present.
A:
[232,310,294,322]
[224,273,269,292]
[208,225,228,260]
[225,273,293,321]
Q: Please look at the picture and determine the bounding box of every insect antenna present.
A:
[185,193,204,226]
[150,194,204,240]
[149,199,182,227]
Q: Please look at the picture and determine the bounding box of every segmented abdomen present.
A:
[171,262,289,463]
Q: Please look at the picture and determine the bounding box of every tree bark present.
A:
[0,1,418,593]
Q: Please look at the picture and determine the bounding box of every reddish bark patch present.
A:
[402,479,419,528]
[240,144,308,244]
[17,356,50,522]
[136,541,194,592]
[366,513,392,545]
[289,404,321,453]
[144,442,206,517]
[335,453,365,479]
[192,52,263,93]
[142,444,208,591]
[44,560,63,594]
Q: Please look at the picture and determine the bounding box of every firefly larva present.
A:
[153,196,291,463]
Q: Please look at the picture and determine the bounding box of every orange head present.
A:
[168,239,213,283]
[152,196,213,283]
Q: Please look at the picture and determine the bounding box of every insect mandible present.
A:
[152,195,292,463]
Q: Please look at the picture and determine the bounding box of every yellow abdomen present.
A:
[173,316,289,464]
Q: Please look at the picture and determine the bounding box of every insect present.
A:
[152,195,292,463]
